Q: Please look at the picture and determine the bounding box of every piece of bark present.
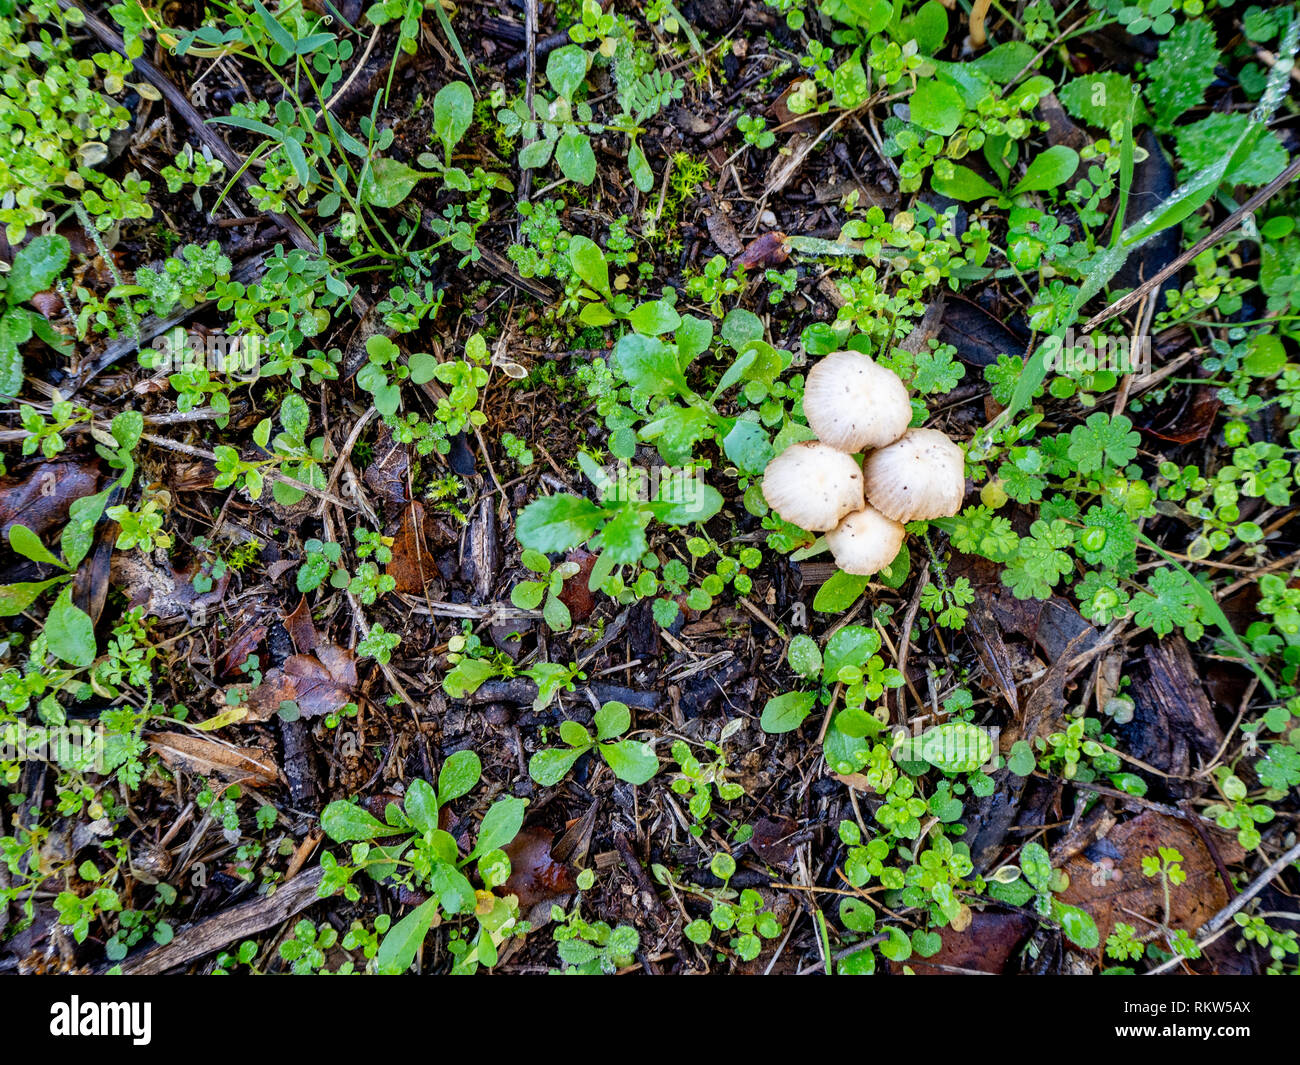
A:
[103,867,326,974]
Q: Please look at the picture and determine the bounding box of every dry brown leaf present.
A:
[283,596,318,654]
[387,501,435,594]
[149,731,279,786]
[0,458,100,542]
[734,231,790,271]
[893,911,1035,975]
[235,644,359,722]
[1058,811,1242,953]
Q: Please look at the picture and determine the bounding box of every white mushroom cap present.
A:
[762,441,864,532]
[802,350,912,453]
[826,505,906,576]
[863,428,966,522]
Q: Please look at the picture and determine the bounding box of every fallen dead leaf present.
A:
[388,501,435,594]
[894,911,1035,974]
[734,231,790,271]
[149,731,279,786]
[502,827,575,909]
[282,596,318,654]
[1058,811,1243,953]
[234,643,359,723]
[556,548,598,623]
[0,458,100,543]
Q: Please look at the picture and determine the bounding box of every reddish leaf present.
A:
[237,644,358,722]
[387,501,434,594]
[283,596,318,654]
[503,827,575,909]
[734,231,790,270]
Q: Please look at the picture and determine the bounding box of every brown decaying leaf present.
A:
[149,731,279,786]
[387,500,435,594]
[894,911,1035,975]
[749,816,799,867]
[706,210,743,257]
[556,548,598,623]
[937,296,1028,368]
[363,420,410,510]
[237,644,358,722]
[0,458,100,542]
[733,231,789,271]
[502,827,575,909]
[219,619,268,677]
[1136,380,1221,444]
[282,596,318,654]
[1058,811,1243,954]
[1120,636,1224,794]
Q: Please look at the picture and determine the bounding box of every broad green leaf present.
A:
[111,410,144,452]
[45,586,95,667]
[720,308,764,349]
[433,80,474,159]
[320,800,407,841]
[614,333,688,396]
[361,158,425,208]
[516,494,606,553]
[787,634,822,678]
[438,749,482,804]
[594,700,631,740]
[909,79,963,136]
[628,138,653,193]
[441,657,499,699]
[8,234,71,303]
[376,897,439,974]
[546,44,589,99]
[1052,900,1100,950]
[8,525,62,568]
[812,570,869,613]
[568,235,610,299]
[722,418,773,475]
[529,745,585,786]
[471,796,526,858]
[431,860,476,913]
[676,315,714,364]
[601,739,659,784]
[627,299,681,337]
[404,778,439,835]
[932,164,1000,202]
[510,580,546,610]
[555,131,596,185]
[823,624,880,678]
[760,691,815,733]
[0,310,32,397]
[542,591,572,632]
[517,135,556,170]
[1011,145,1079,194]
[0,577,65,617]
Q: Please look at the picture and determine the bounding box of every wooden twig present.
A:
[103,866,326,974]
[1082,154,1300,333]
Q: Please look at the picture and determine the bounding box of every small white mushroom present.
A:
[863,428,966,523]
[802,350,912,453]
[826,505,906,576]
[762,441,864,531]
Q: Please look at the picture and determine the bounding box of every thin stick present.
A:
[1082,154,1300,333]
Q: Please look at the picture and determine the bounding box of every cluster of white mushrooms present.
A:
[761,351,966,575]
